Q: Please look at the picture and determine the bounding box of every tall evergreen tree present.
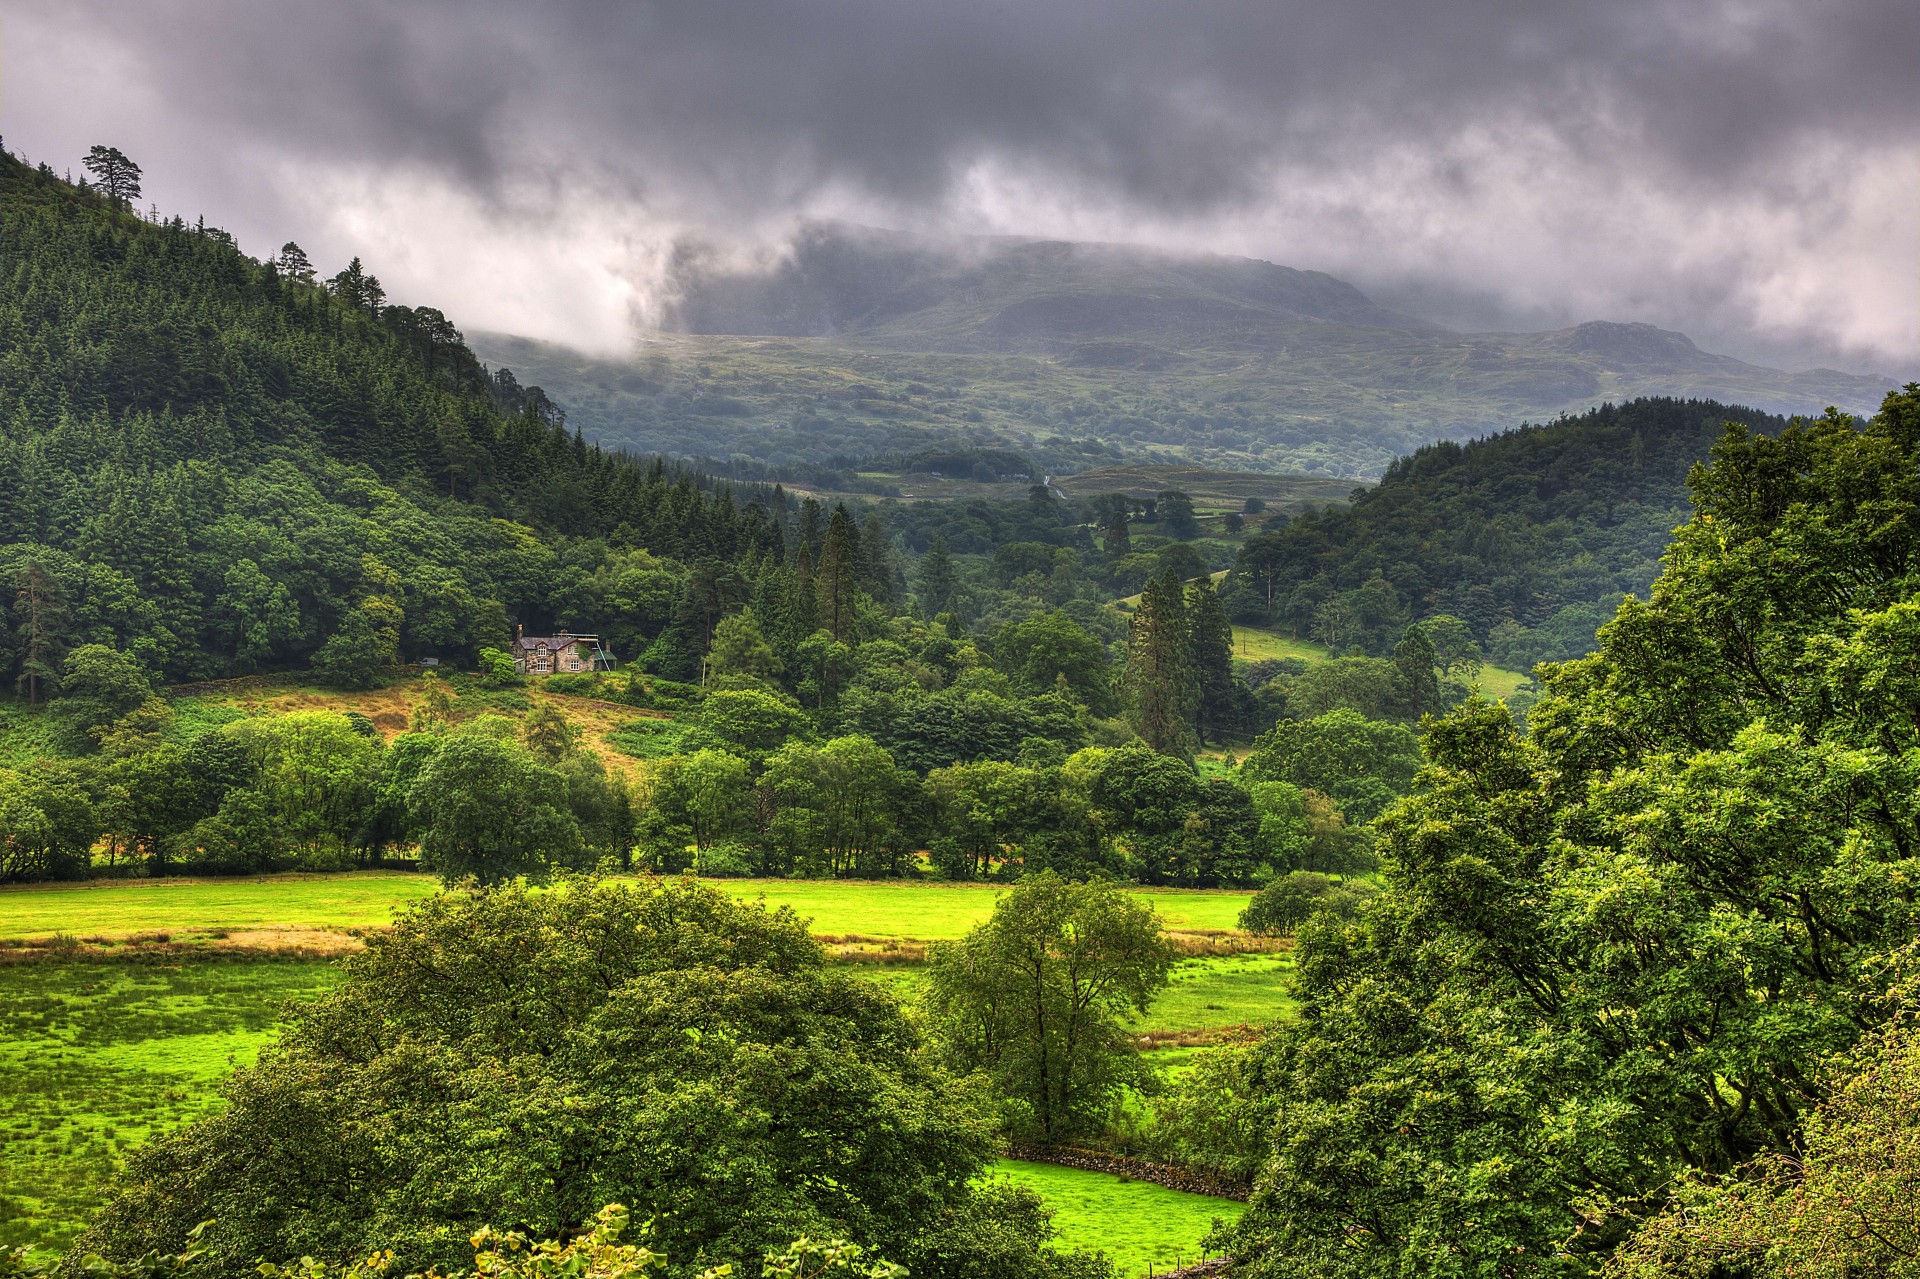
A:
[917,534,956,617]
[11,559,69,704]
[1099,497,1132,560]
[1125,568,1195,756]
[816,507,861,642]
[1187,574,1236,745]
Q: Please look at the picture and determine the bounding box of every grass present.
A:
[1229,626,1328,664]
[0,959,341,1251]
[0,872,440,943]
[714,879,1254,940]
[0,876,1253,945]
[990,1159,1243,1277]
[1132,951,1297,1037]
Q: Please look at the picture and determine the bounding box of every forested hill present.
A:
[0,150,779,683]
[1222,397,1788,670]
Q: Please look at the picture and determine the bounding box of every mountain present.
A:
[474,225,1896,479]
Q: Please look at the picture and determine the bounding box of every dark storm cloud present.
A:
[6,0,1912,365]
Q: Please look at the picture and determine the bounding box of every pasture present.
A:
[0,874,1256,945]
[0,959,341,1251]
[990,1159,1243,1276]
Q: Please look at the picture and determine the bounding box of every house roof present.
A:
[515,635,580,652]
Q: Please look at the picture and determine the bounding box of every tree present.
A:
[1390,624,1440,719]
[410,670,455,732]
[522,702,578,761]
[1186,576,1236,744]
[229,711,380,861]
[276,241,315,283]
[407,731,584,884]
[635,748,753,870]
[1158,491,1199,539]
[1609,996,1920,1279]
[1239,709,1419,823]
[1239,870,1376,937]
[924,759,1043,880]
[707,608,783,684]
[759,735,906,878]
[1419,613,1482,676]
[1226,395,1920,1279]
[476,646,519,685]
[0,768,98,882]
[50,644,152,751]
[1124,569,1194,756]
[74,880,1097,1279]
[10,559,68,703]
[917,534,957,616]
[816,506,862,642]
[925,872,1174,1141]
[311,611,383,690]
[82,145,141,206]
[1098,498,1132,560]
[992,611,1115,714]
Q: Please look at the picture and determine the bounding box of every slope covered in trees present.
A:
[1222,397,1788,671]
[0,149,775,685]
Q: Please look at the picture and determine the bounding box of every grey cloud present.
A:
[4,0,1913,369]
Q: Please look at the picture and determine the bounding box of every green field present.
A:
[0,875,1254,944]
[0,960,341,1251]
[1229,626,1328,664]
[990,1159,1242,1276]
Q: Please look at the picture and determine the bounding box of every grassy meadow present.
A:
[0,874,1255,945]
[990,1159,1243,1276]
[0,960,342,1251]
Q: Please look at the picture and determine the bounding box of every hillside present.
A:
[1221,396,1788,669]
[473,224,1895,478]
[0,151,772,685]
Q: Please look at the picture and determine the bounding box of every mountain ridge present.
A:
[473,231,1894,479]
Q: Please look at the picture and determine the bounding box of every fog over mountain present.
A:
[6,0,1913,378]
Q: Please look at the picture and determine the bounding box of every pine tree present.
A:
[859,512,898,606]
[816,506,861,642]
[1125,568,1195,756]
[1186,575,1236,745]
[11,560,69,704]
[82,145,141,207]
[918,534,957,617]
[277,242,316,283]
[1100,498,1131,559]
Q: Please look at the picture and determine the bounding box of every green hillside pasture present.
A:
[0,959,341,1251]
[990,1159,1243,1277]
[0,876,1252,946]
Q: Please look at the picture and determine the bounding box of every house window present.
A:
[567,659,582,672]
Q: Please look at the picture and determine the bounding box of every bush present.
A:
[693,839,755,878]
[476,647,521,687]
[1239,870,1377,937]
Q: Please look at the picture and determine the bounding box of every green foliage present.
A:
[49,647,153,752]
[1606,982,1920,1279]
[1225,390,1920,1279]
[1237,871,1376,937]
[476,647,520,686]
[1223,398,1791,665]
[75,879,1075,1279]
[926,872,1174,1141]
[1238,709,1418,823]
[407,731,585,884]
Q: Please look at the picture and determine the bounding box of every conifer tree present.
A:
[816,506,861,642]
[917,534,956,617]
[1125,567,1195,756]
[11,559,69,704]
[276,242,316,283]
[859,511,898,606]
[1187,574,1236,744]
[82,145,141,207]
[1099,497,1131,559]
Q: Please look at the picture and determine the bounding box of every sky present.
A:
[6,0,1914,373]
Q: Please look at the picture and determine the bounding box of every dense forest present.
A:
[1222,397,1786,670]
